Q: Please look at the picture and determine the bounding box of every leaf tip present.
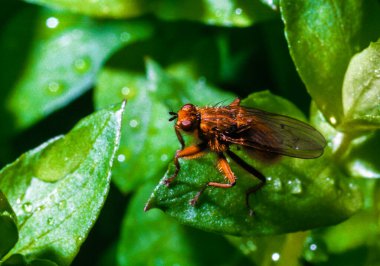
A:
[143,197,157,212]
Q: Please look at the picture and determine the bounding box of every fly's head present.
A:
[169,103,199,132]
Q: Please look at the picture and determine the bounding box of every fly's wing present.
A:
[224,107,327,159]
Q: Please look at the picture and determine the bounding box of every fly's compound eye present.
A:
[180,120,193,131]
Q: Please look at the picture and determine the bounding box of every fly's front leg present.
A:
[164,143,206,186]
[190,153,236,206]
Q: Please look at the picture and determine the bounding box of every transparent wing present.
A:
[224,107,327,159]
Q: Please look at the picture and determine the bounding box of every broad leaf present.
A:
[3,7,151,130]
[117,182,250,266]
[280,0,380,126]
[341,40,380,131]
[145,92,362,235]
[0,102,124,264]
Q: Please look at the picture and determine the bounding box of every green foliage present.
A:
[0,0,379,265]
[0,103,124,265]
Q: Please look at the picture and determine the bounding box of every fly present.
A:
[164,98,326,214]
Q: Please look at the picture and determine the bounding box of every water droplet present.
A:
[245,240,257,252]
[22,202,33,213]
[235,8,243,15]
[129,119,139,128]
[73,57,91,74]
[310,243,317,251]
[374,69,380,78]
[46,17,59,29]
[324,177,335,186]
[329,116,337,125]
[47,217,54,225]
[58,200,66,210]
[117,154,126,162]
[77,236,84,242]
[272,178,282,191]
[288,178,302,194]
[120,32,131,42]
[272,252,280,262]
[303,238,329,263]
[46,81,64,95]
[160,154,168,162]
[121,86,131,96]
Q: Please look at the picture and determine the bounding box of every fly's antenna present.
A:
[168,111,178,121]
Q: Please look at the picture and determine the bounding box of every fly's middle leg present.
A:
[190,152,236,206]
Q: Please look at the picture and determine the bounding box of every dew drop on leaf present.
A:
[129,119,139,128]
[235,8,243,15]
[271,252,280,262]
[120,32,131,42]
[47,217,54,225]
[374,69,380,78]
[46,17,59,29]
[271,177,283,192]
[22,202,33,213]
[46,81,65,95]
[288,178,302,194]
[329,116,337,125]
[117,154,126,163]
[73,57,91,74]
[58,200,67,210]
[160,154,168,162]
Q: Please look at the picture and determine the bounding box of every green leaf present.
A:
[0,191,18,259]
[2,254,27,266]
[155,0,275,27]
[145,92,362,236]
[280,0,379,125]
[24,0,275,26]
[302,180,380,264]
[341,40,380,131]
[310,102,380,179]
[3,7,152,130]
[95,59,234,193]
[342,131,380,179]
[0,102,124,264]
[228,232,307,266]
[117,182,250,266]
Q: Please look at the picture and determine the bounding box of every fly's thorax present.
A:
[199,107,240,134]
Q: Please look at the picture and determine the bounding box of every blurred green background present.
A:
[0,0,380,265]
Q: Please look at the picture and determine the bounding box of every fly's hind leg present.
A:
[164,143,207,186]
[190,153,236,206]
[226,150,266,216]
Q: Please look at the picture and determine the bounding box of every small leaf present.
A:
[146,92,362,235]
[341,40,380,131]
[0,191,18,259]
[0,102,124,264]
[95,59,234,193]
[3,8,152,130]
